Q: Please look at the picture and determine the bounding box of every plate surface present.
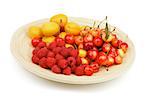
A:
[11,17,135,84]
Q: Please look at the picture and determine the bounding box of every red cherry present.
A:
[111,39,119,48]
[75,36,83,45]
[92,47,99,52]
[84,42,94,50]
[31,38,41,47]
[118,40,123,47]
[65,34,75,44]
[78,43,84,49]
[87,50,98,60]
[108,46,117,58]
[102,42,111,52]
[96,53,107,65]
[114,55,123,64]
[119,42,128,53]
[84,65,94,76]
[93,37,103,47]
[90,62,100,73]
[83,34,93,43]
[106,56,115,66]
[80,30,88,36]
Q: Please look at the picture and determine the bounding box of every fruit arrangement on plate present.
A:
[27,14,128,76]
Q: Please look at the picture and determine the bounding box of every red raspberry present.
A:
[37,47,48,59]
[32,55,39,64]
[55,54,64,61]
[47,41,57,50]
[31,38,42,47]
[60,47,70,57]
[55,37,65,47]
[67,57,76,66]
[37,41,46,48]
[75,65,85,76]
[71,65,77,73]
[70,49,78,57]
[47,57,56,68]
[47,51,55,58]
[90,62,100,73]
[63,67,71,75]
[84,65,94,76]
[76,57,82,66]
[39,57,48,69]
[32,47,40,55]
[51,65,61,74]
[58,59,68,69]
[52,47,62,54]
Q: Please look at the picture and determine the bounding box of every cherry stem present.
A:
[97,16,108,28]
[111,27,116,32]
[60,19,62,23]
[93,21,96,28]
[74,44,78,49]
[105,22,109,39]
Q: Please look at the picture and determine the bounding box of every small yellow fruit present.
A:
[42,36,55,44]
[79,49,87,58]
[65,22,80,35]
[59,32,67,39]
[28,26,42,38]
[50,14,68,27]
[65,44,74,48]
[80,25,91,30]
[41,22,60,36]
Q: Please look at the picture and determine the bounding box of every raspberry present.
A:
[76,57,82,66]
[63,67,71,75]
[32,47,40,55]
[51,65,61,74]
[70,49,78,57]
[39,57,48,69]
[37,41,46,48]
[52,47,62,54]
[84,65,94,76]
[55,54,64,61]
[55,37,65,47]
[47,57,56,68]
[67,57,76,66]
[31,38,42,47]
[58,59,68,69]
[71,65,77,73]
[60,47,70,57]
[47,41,57,50]
[37,47,48,59]
[47,51,55,58]
[90,62,100,73]
[32,55,39,64]
[75,65,85,76]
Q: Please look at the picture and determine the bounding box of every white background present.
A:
[0,0,149,99]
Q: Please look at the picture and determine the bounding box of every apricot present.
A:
[41,22,60,36]
[28,26,42,38]
[65,22,80,35]
[50,14,68,28]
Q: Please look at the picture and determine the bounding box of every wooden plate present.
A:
[10,17,135,84]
